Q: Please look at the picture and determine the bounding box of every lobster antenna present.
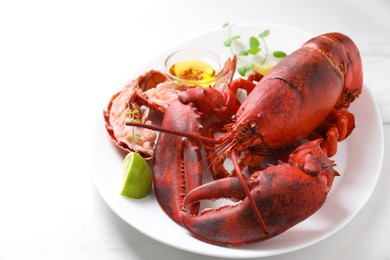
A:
[126,121,221,145]
[231,149,269,234]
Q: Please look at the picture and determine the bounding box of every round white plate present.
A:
[90,23,384,258]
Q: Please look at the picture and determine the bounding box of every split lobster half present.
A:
[106,32,363,246]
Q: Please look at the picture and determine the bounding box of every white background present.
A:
[0,0,389,259]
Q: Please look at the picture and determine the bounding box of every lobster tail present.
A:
[323,33,363,91]
[303,33,363,106]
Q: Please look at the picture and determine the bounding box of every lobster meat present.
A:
[120,32,362,246]
[104,70,167,159]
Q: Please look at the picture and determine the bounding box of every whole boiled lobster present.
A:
[108,32,362,246]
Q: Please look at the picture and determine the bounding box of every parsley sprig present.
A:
[127,109,142,141]
[223,22,287,77]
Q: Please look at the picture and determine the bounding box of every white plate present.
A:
[90,23,384,258]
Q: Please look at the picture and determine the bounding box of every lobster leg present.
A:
[180,139,337,246]
[230,71,264,96]
[310,108,356,157]
[325,109,355,156]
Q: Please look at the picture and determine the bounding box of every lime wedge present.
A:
[252,63,274,75]
[120,152,152,199]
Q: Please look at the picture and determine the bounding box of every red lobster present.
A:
[125,32,363,246]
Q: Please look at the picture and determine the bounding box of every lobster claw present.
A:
[181,139,337,246]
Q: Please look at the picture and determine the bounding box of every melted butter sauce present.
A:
[168,59,217,87]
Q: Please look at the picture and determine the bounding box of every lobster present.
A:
[124,32,363,246]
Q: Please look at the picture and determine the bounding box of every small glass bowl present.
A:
[164,48,223,87]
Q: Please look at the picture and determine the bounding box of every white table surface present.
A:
[1,0,389,259]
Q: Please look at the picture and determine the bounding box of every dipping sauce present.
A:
[169,59,217,86]
[165,49,222,87]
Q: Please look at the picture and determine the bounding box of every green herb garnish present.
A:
[223,23,287,77]
[223,22,240,47]
[127,109,142,141]
[273,50,287,58]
